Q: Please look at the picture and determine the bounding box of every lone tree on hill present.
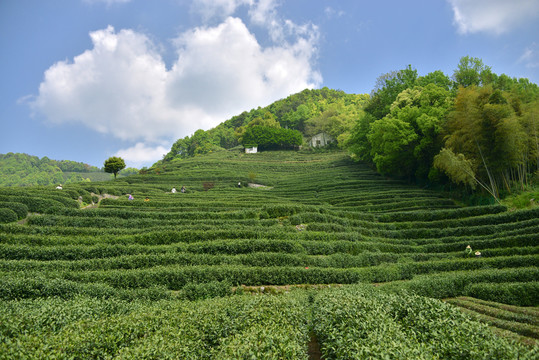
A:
[104,156,126,179]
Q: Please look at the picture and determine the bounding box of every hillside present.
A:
[0,149,537,358]
[161,87,368,162]
[0,153,138,187]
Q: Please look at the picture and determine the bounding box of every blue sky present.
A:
[1,0,538,168]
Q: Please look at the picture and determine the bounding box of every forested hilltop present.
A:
[0,153,138,187]
[160,88,369,161]
[159,56,539,203]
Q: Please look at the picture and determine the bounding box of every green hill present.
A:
[0,149,537,358]
[0,153,138,187]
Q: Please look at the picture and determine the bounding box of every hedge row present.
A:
[381,267,539,306]
[313,284,533,359]
[0,202,28,220]
[0,208,18,224]
[0,275,172,301]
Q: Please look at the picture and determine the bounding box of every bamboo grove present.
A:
[347,56,539,202]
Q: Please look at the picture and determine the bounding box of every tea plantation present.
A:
[0,150,537,358]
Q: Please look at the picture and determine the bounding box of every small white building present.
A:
[309,132,334,147]
[245,146,258,154]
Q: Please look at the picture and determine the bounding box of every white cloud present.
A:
[32,26,177,143]
[83,0,131,5]
[114,143,169,168]
[447,0,539,34]
[191,0,253,21]
[31,17,320,166]
[248,0,278,26]
[324,7,345,19]
[519,42,539,68]
[168,17,320,118]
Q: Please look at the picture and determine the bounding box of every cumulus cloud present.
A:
[32,26,177,143]
[31,14,320,166]
[168,17,320,118]
[447,0,539,34]
[114,143,169,168]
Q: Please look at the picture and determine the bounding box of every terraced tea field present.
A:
[0,150,537,358]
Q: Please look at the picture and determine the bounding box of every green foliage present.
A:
[0,153,102,187]
[162,88,369,162]
[241,126,303,150]
[368,115,418,177]
[0,208,17,223]
[346,56,539,197]
[441,85,534,200]
[0,202,28,220]
[180,280,232,301]
[0,150,537,357]
[453,56,492,88]
[313,284,532,359]
[434,148,477,188]
[103,156,126,179]
[163,129,225,162]
[365,65,418,119]
[445,296,539,345]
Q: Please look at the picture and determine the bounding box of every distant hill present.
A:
[0,153,138,187]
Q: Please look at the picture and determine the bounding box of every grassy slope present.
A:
[0,149,537,357]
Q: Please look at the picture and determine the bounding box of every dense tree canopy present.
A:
[241,126,303,150]
[346,56,539,201]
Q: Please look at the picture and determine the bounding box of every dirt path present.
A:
[308,333,323,360]
[81,193,119,209]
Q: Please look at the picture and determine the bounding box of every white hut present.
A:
[309,132,334,147]
[245,146,258,154]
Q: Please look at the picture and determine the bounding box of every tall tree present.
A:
[103,156,126,179]
[453,56,492,88]
[365,65,418,119]
[352,83,452,180]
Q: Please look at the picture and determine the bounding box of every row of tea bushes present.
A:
[445,297,538,347]
[0,290,310,359]
[1,285,535,359]
[313,285,535,359]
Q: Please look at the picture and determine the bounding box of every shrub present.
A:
[81,194,92,204]
[203,182,214,191]
[180,281,232,301]
[464,282,539,307]
[0,202,28,219]
[261,204,304,218]
[0,208,18,223]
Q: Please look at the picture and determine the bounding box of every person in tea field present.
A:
[238,182,241,188]
[56,184,63,190]
[171,187,177,193]
[128,194,134,200]
[144,197,150,202]
[181,186,186,193]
